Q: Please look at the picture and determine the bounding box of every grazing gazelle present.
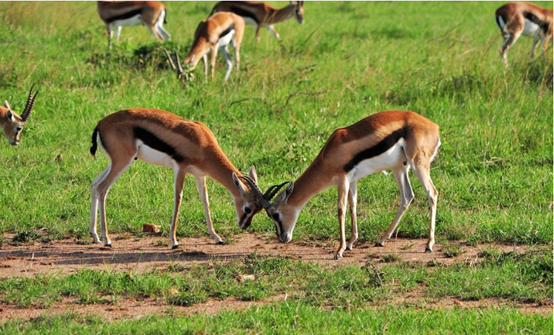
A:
[495,2,553,68]
[164,12,244,82]
[210,1,304,48]
[89,108,264,249]
[245,111,440,260]
[0,85,38,146]
[97,1,171,49]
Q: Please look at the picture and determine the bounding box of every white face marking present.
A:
[349,139,406,182]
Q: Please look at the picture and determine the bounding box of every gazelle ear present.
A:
[283,181,294,202]
[248,166,258,184]
[4,100,11,111]
[232,172,247,196]
[5,102,14,123]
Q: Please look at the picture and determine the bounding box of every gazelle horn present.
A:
[239,175,272,209]
[20,84,38,122]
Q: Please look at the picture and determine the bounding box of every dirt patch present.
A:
[0,233,550,321]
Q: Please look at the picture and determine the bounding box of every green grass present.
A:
[0,1,552,333]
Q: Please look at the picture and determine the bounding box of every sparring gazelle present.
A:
[0,85,39,146]
[245,111,440,260]
[495,2,553,68]
[210,1,304,49]
[97,1,171,50]
[164,12,244,82]
[89,108,264,249]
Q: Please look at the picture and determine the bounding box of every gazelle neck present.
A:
[266,4,295,24]
[287,158,334,209]
[202,149,243,198]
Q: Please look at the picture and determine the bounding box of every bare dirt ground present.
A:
[0,232,551,321]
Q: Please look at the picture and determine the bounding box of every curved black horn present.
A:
[239,176,271,209]
[263,182,289,202]
[20,84,38,122]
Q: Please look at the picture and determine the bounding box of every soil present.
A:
[0,232,551,321]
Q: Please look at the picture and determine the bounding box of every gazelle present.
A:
[495,2,553,68]
[246,111,440,260]
[210,1,304,48]
[0,85,38,146]
[164,12,244,82]
[90,108,264,249]
[97,1,171,49]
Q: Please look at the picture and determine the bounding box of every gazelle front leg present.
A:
[195,176,224,244]
[334,178,349,260]
[170,168,187,249]
[346,180,358,251]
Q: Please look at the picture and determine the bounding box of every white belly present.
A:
[522,19,540,37]
[112,15,143,27]
[349,139,406,182]
[136,140,175,168]
[218,30,235,47]
[243,17,258,27]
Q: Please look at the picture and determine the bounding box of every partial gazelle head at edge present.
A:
[0,85,39,146]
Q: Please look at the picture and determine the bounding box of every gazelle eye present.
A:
[272,213,280,221]
[244,207,252,214]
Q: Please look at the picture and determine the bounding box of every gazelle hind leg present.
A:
[377,164,414,247]
[90,164,112,244]
[220,45,233,81]
[170,168,187,249]
[94,158,135,246]
[346,180,358,251]
[195,176,224,244]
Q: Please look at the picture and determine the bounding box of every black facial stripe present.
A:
[134,126,185,162]
[219,24,235,39]
[343,127,406,172]
[105,8,143,24]
[240,212,250,224]
[229,6,260,25]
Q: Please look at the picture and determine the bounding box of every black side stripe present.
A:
[229,6,260,25]
[219,24,235,39]
[343,128,406,172]
[134,127,185,162]
[105,8,143,24]
[524,11,550,34]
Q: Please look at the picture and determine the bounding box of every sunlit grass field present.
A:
[0,1,552,333]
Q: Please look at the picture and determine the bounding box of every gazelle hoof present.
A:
[172,244,179,250]
[104,243,112,248]
[375,242,385,247]
[216,241,225,245]
[425,247,432,253]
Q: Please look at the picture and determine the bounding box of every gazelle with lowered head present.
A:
[90,108,264,249]
[495,2,553,68]
[164,12,244,82]
[210,1,304,49]
[1,85,39,146]
[97,1,171,49]
[246,111,440,260]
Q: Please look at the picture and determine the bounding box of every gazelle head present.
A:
[163,48,195,82]
[231,167,266,230]
[291,1,305,24]
[243,178,298,243]
[1,85,38,146]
